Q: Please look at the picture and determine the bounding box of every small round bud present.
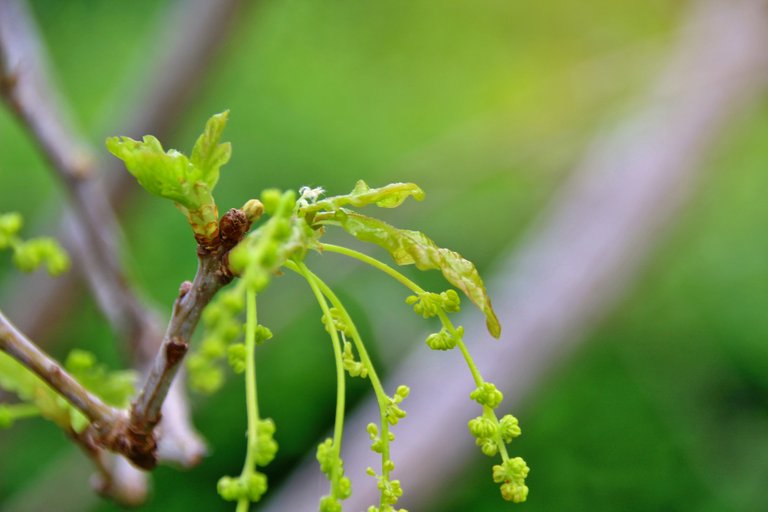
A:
[227,343,247,373]
[499,414,521,442]
[260,189,282,215]
[242,199,264,223]
[470,382,504,409]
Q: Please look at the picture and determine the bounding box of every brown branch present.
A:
[124,209,247,468]
[0,0,246,480]
[0,0,246,345]
[0,0,158,364]
[0,0,242,477]
[262,0,768,510]
[1,211,240,474]
[0,310,119,427]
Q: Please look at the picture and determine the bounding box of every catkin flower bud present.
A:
[470,382,504,409]
[499,414,521,442]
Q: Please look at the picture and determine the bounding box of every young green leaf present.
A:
[0,352,78,430]
[106,111,232,246]
[334,210,501,338]
[65,349,136,407]
[190,110,232,189]
[300,180,424,215]
[1,212,70,276]
[105,135,204,209]
[0,212,23,249]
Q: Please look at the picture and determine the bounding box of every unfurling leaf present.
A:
[105,135,204,209]
[106,111,232,245]
[300,180,424,215]
[64,349,136,408]
[190,110,232,189]
[334,210,501,337]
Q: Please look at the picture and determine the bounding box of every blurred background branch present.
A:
[0,0,245,505]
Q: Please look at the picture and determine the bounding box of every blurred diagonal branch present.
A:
[0,0,160,382]
[0,0,244,505]
[263,0,768,510]
[0,0,244,348]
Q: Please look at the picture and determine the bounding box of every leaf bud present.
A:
[242,199,264,223]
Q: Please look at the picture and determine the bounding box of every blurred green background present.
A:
[2,0,768,510]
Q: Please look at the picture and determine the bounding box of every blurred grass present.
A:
[4,1,768,511]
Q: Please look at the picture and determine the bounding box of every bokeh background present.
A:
[2,0,768,511]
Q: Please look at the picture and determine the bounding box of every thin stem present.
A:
[319,244,510,462]
[295,261,346,496]
[284,261,393,505]
[320,243,426,294]
[322,243,487,385]
[0,403,40,422]
[1,0,213,474]
[237,288,259,512]
[436,310,483,386]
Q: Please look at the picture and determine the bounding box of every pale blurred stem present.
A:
[0,310,119,428]
[0,0,154,349]
[1,0,214,475]
[319,243,511,461]
[295,261,347,496]
[283,260,392,506]
[0,0,241,505]
[68,426,114,496]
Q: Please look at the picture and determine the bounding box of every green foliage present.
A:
[332,210,501,338]
[0,403,40,429]
[106,112,232,245]
[0,212,23,248]
[65,349,136,407]
[299,180,424,214]
[190,111,233,189]
[0,212,70,276]
[0,349,131,434]
[188,288,245,393]
[0,352,79,430]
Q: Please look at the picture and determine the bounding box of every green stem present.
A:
[237,288,259,512]
[0,403,41,425]
[284,260,393,506]
[319,244,511,462]
[320,243,426,294]
[294,261,346,496]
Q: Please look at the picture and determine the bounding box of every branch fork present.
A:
[0,208,249,471]
[99,208,249,468]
